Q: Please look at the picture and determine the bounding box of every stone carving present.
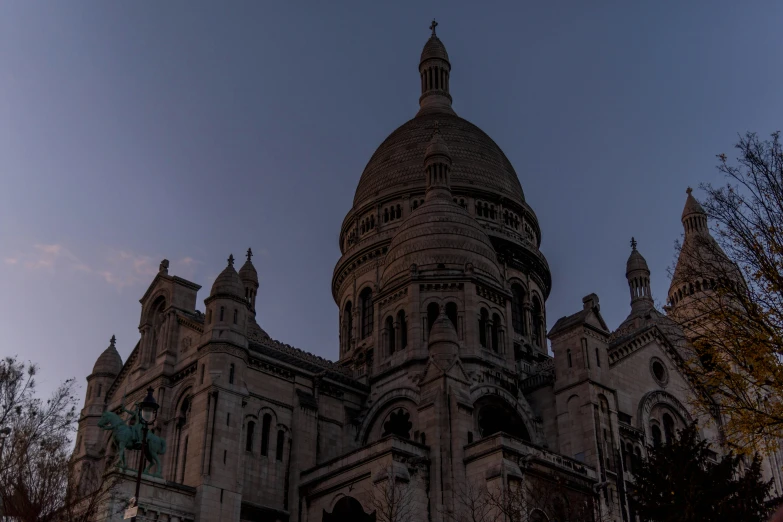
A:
[97,403,167,476]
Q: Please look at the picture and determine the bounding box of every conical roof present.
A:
[421,35,449,64]
[428,310,459,348]
[92,335,122,376]
[682,187,706,219]
[626,239,650,275]
[238,248,258,285]
[211,254,244,297]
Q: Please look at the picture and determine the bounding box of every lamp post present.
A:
[131,387,159,522]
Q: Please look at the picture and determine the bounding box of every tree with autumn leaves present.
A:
[670,131,783,455]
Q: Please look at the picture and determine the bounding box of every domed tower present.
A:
[202,254,249,347]
[667,188,742,324]
[626,238,654,315]
[238,248,259,315]
[418,20,454,116]
[73,335,123,462]
[333,22,551,373]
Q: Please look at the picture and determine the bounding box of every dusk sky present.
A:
[2,2,781,400]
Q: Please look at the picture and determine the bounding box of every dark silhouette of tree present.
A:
[631,423,771,522]
[0,356,120,522]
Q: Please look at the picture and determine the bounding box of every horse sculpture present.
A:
[98,407,167,477]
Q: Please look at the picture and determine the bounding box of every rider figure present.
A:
[121,402,144,448]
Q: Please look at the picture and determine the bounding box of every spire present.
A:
[424,122,453,202]
[626,238,653,314]
[239,247,259,313]
[417,21,455,116]
[682,187,708,236]
[668,187,741,312]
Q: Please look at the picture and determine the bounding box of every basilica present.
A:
[72,25,783,522]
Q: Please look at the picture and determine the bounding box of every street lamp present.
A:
[131,387,159,522]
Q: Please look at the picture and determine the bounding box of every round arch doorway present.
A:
[322,496,376,522]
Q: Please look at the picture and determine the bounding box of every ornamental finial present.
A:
[430,19,438,37]
[686,186,693,195]
[110,334,116,347]
[631,237,637,251]
[246,248,253,262]
[228,254,235,267]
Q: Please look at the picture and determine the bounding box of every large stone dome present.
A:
[352,112,525,207]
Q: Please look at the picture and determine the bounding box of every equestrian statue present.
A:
[97,398,167,477]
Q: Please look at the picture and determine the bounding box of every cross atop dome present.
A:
[631,237,637,251]
[227,254,235,267]
[246,248,253,262]
[686,186,692,195]
[110,334,116,347]
[430,19,438,36]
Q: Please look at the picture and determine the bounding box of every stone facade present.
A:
[72,26,783,522]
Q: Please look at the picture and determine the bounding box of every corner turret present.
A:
[202,254,249,347]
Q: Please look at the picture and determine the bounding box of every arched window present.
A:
[427,303,440,333]
[532,297,543,347]
[207,309,212,324]
[567,349,572,368]
[596,347,601,367]
[386,316,396,355]
[261,414,272,456]
[342,301,353,352]
[229,364,235,384]
[360,289,373,339]
[397,310,407,350]
[511,284,526,334]
[219,306,225,322]
[623,442,632,472]
[634,446,642,469]
[384,208,389,222]
[479,308,489,348]
[663,413,675,443]
[651,424,662,448]
[445,302,458,332]
[246,421,255,452]
[233,309,238,324]
[491,313,501,353]
[276,430,285,461]
[396,205,401,219]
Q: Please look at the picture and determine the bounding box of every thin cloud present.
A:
[4,243,203,291]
